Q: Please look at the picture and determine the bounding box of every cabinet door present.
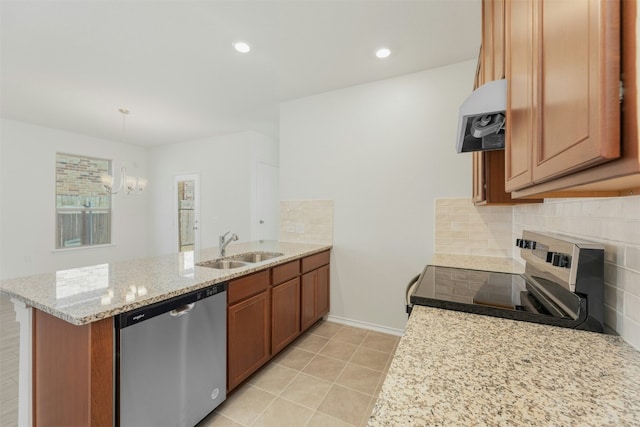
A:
[482,0,505,82]
[272,278,300,355]
[316,265,330,318]
[482,0,494,84]
[475,0,536,205]
[492,0,505,80]
[505,0,536,191]
[227,290,270,391]
[472,152,486,204]
[300,271,317,331]
[531,0,620,183]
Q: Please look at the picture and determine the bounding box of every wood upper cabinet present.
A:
[482,0,505,83]
[473,0,541,205]
[506,0,622,193]
[227,271,271,392]
[505,0,535,190]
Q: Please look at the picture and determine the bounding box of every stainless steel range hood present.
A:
[456,79,506,153]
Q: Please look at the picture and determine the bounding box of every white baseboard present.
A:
[326,314,405,337]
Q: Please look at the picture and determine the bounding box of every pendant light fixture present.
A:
[100,108,148,195]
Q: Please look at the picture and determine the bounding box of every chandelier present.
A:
[100,108,148,195]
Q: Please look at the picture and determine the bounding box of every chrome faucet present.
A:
[219,231,238,257]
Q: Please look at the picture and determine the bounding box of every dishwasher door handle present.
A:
[169,303,195,317]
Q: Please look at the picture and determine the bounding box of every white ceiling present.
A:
[0,1,481,147]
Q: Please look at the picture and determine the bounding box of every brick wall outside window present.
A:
[55,153,111,248]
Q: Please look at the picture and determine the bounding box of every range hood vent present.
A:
[456,79,506,153]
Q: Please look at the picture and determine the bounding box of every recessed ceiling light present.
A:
[375,48,391,59]
[233,41,251,53]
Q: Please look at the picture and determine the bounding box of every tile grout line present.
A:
[312,326,387,426]
[206,321,398,427]
[247,323,346,427]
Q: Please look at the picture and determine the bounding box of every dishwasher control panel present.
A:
[199,282,226,299]
[118,282,228,328]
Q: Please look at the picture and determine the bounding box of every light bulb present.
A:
[125,176,137,192]
[137,177,148,191]
[100,174,114,188]
[375,48,391,59]
[233,41,251,53]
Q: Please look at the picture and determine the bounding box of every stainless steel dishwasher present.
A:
[116,282,227,427]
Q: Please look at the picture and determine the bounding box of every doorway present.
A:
[174,174,200,253]
[254,162,279,241]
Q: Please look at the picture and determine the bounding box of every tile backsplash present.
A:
[435,196,640,350]
[435,198,513,257]
[279,200,333,245]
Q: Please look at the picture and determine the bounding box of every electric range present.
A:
[410,230,605,332]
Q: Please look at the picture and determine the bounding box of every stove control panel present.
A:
[517,230,604,293]
[515,237,573,269]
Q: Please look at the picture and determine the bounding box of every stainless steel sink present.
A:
[198,260,250,270]
[228,252,283,263]
[197,252,284,270]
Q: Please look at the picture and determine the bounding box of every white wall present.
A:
[0,119,149,279]
[279,60,477,332]
[147,131,278,256]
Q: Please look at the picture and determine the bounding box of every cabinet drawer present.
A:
[302,251,330,273]
[272,260,300,285]
[228,270,270,305]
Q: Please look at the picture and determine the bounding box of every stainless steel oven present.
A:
[410,231,605,332]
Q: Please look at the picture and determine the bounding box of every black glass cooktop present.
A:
[410,265,600,331]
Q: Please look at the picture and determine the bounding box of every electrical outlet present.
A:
[296,224,305,233]
[286,225,295,232]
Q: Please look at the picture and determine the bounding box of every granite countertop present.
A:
[369,305,640,426]
[0,241,331,325]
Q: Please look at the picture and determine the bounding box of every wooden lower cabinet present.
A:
[227,289,271,391]
[33,310,113,427]
[301,272,317,331]
[227,251,331,392]
[271,277,300,354]
[316,264,330,317]
[301,264,330,331]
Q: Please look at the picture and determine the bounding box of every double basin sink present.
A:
[197,251,284,270]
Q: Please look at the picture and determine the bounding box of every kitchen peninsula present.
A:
[0,240,331,427]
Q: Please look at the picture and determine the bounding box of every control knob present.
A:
[550,253,571,268]
[515,239,536,249]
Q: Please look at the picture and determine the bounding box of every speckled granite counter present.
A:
[0,241,331,325]
[369,305,640,426]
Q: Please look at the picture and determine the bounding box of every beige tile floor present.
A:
[0,295,398,427]
[198,321,399,427]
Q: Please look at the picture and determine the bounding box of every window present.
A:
[55,153,111,249]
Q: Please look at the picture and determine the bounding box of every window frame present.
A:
[55,152,113,250]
